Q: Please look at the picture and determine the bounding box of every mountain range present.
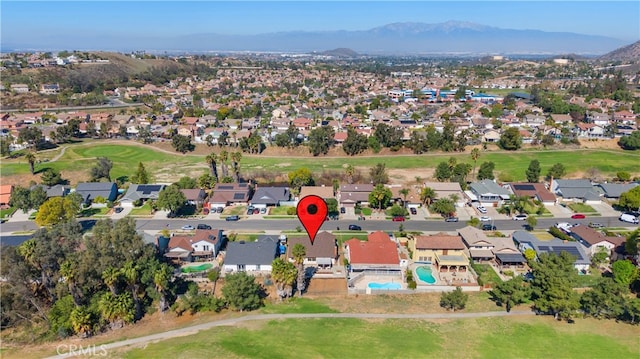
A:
[3,21,631,55]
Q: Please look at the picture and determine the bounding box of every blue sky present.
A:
[2,1,639,44]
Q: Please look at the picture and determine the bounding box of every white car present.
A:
[513,214,528,221]
[479,216,492,222]
[477,206,487,214]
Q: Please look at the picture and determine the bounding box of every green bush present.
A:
[548,226,573,241]
[286,207,296,215]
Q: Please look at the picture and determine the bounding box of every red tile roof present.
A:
[345,231,399,265]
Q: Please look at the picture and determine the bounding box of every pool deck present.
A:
[351,274,405,291]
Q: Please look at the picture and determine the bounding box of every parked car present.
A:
[348,224,362,231]
[253,208,260,214]
[445,217,459,222]
[482,224,496,231]
[392,216,405,222]
[225,215,240,221]
[588,222,604,229]
[512,214,528,221]
[181,225,195,230]
[619,213,639,224]
[479,216,492,222]
[196,224,212,230]
[571,213,586,219]
[216,207,224,213]
[477,206,487,214]
[260,207,267,214]
[340,207,346,214]
[246,207,254,215]
[114,207,124,213]
[410,208,417,215]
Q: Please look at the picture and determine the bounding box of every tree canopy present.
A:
[156,184,187,214]
[526,160,541,183]
[307,125,335,156]
[90,157,113,182]
[619,186,640,211]
[498,127,522,150]
[222,272,264,312]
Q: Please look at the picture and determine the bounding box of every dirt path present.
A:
[45,310,534,358]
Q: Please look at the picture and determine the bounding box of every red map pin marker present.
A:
[296,195,328,245]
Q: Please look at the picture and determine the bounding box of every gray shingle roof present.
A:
[224,239,278,266]
[250,187,290,205]
[597,183,638,198]
[470,179,511,196]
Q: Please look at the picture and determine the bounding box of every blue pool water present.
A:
[368,282,402,290]
[416,266,437,284]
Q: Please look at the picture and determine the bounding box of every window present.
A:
[238,264,245,272]
[203,245,210,251]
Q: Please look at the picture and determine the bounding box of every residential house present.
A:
[512,231,590,273]
[339,184,374,208]
[30,184,71,198]
[250,186,291,208]
[120,184,166,207]
[468,180,512,206]
[165,229,225,263]
[40,83,60,95]
[575,123,605,139]
[570,225,625,258]
[223,235,279,272]
[482,130,500,143]
[551,179,601,204]
[508,182,557,205]
[182,188,207,206]
[595,182,639,199]
[458,226,526,271]
[422,182,466,207]
[0,184,13,209]
[74,182,118,205]
[344,231,402,273]
[206,183,252,209]
[409,233,470,273]
[287,231,338,269]
[388,185,422,208]
[299,186,335,201]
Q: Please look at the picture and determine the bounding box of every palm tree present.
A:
[205,152,219,182]
[470,148,480,179]
[219,150,229,178]
[120,261,142,320]
[420,187,437,207]
[60,258,82,306]
[271,258,297,300]
[102,266,121,296]
[70,306,94,337]
[345,164,355,184]
[25,151,36,174]
[231,151,242,183]
[292,243,307,296]
[153,264,173,312]
[399,188,410,208]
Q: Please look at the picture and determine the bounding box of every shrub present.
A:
[286,207,296,215]
[548,226,573,241]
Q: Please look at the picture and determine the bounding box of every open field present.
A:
[1,142,640,186]
[3,294,639,359]
[112,316,640,359]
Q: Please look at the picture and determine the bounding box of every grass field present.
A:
[114,316,639,359]
[2,142,639,186]
[568,203,598,213]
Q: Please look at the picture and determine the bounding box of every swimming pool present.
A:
[367,282,402,290]
[415,266,437,284]
[181,263,214,273]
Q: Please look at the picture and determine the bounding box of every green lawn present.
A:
[2,143,639,184]
[568,203,598,213]
[0,207,17,218]
[260,298,338,314]
[78,207,110,217]
[269,206,294,215]
[116,316,640,359]
[471,263,503,287]
[573,271,603,288]
[128,203,153,216]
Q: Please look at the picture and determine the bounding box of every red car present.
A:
[392,216,405,222]
[571,213,586,219]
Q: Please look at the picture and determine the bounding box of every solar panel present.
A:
[538,246,550,251]
[552,246,583,260]
[233,193,245,200]
[514,184,536,191]
[219,185,234,190]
